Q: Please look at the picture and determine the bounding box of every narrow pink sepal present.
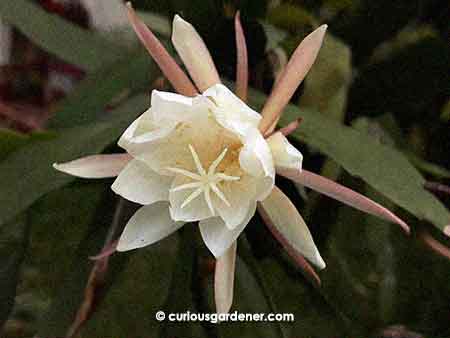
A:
[277,118,302,137]
[125,3,198,96]
[257,204,321,287]
[214,241,237,314]
[89,240,119,261]
[419,230,450,261]
[234,12,248,102]
[53,154,132,178]
[278,168,411,234]
[259,25,328,135]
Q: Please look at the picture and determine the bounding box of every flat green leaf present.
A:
[0,94,148,228]
[248,90,450,232]
[237,236,347,338]
[0,214,28,328]
[0,0,124,71]
[0,129,54,161]
[35,190,133,337]
[48,51,157,129]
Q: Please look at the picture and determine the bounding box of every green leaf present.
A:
[78,235,181,338]
[48,51,157,129]
[0,0,124,71]
[158,227,208,338]
[34,189,132,337]
[0,94,148,228]
[237,236,347,338]
[248,90,450,232]
[0,214,28,328]
[0,129,54,161]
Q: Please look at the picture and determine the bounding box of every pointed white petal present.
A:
[150,90,197,124]
[117,202,185,251]
[215,241,237,314]
[259,186,326,269]
[239,128,275,200]
[53,154,131,178]
[260,25,327,135]
[172,15,220,92]
[199,202,256,257]
[169,175,212,222]
[267,132,303,171]
[112,159,172,205]
[204,84,261,135]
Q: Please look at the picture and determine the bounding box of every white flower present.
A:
[111,84,275,256]
[54,6,409,315]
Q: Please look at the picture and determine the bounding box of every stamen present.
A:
[171,181,203,192]
[208,148,228,175]
[204,187,215,215]
[210,182,231,207]
[216,173,240,181]
[169,144,240,213]
[189,144,206,175]
[181,187,203,208]
[166,167,202,180]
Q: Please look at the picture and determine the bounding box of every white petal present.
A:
[212,178,256,229]
[172,15,220,92]
[117,202,185,251]
[150,89,196,124]
[267,132,303,171]
[117,109,175,154]
[111,159,172,205]
[259,186,325,269]
[203,84,261,135]
[199,202,256,257]
[169,175,212,222]
[53,154,131,178]
[215,241,237,314]
[238,128,275,200]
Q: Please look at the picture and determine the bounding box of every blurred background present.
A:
[0,1,449,337]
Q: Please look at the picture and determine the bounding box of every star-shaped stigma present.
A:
[167,144,240,215]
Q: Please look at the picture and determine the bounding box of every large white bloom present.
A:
[111,84,280,257]
[53,7,409,314]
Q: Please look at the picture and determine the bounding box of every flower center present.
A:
[167,144,240,215]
